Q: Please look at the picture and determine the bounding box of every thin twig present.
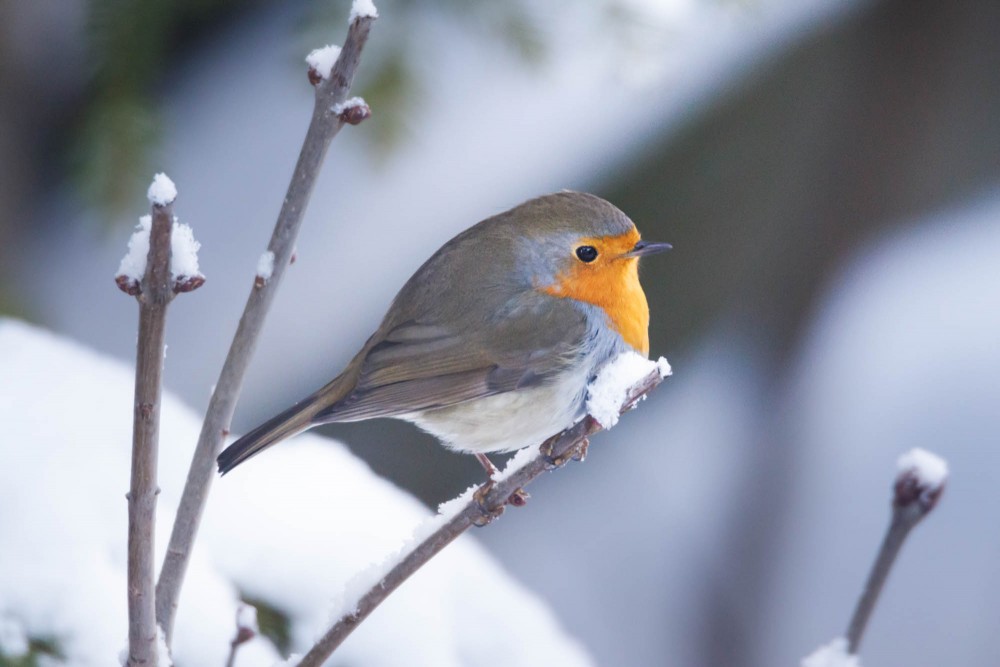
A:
[124,196,175,667]
[155,12,377,643]
[296,368,666,667]
[845,451,947,654]
[224,604,257,667]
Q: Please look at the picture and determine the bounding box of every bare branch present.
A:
[295,367,666,667]
[155,12,378,643]
[845,449,948,654]
[123,195,175,667]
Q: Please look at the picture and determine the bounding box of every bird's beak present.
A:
[624,240,672,258]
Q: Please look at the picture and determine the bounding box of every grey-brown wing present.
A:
[314,296,588,423]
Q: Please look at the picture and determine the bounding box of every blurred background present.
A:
[3,0,999,664]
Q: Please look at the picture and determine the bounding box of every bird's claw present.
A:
[541,435,589,469]
[472,481,531,526]
[473,480,504,526]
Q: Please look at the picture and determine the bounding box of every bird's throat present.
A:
[541,255,650,356]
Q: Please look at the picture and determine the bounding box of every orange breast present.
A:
[540,230,651,355]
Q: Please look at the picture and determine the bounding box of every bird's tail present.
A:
[217,390,328,475]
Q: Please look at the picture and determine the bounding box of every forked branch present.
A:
[155,10,378,643]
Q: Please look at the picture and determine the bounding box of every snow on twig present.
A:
[122,177,176,667]
[154,7,378,646]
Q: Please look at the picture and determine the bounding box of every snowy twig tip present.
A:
[332,97,370,125]
[586,352,670,429]
[894,448,948,513]
[115,215,205,296]
[147,173,177,207]
[349,0,379,23]
[306,45,342,84]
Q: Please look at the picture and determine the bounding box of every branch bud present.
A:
[894,448,948,515]
[116,275,141,296]
[173,275,205,294]
[332,97,371,125]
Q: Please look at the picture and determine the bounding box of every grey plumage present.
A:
[217,192,644,474]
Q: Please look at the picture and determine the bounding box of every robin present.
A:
[217,191,669,477]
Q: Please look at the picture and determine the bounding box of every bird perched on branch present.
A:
[217,191,669,476]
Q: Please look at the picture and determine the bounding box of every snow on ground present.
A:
[0,318,592,666]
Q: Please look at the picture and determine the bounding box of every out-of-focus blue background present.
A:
[3,0,999,664]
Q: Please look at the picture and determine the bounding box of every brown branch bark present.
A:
[296,367,666,667]
[155,12,377,644]
[124,197,175,667]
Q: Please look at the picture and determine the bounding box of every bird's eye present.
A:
[575,245,598,263]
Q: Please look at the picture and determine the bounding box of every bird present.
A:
[217,191,670,477]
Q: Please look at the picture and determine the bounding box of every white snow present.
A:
[0,615,28,658]
[169,219,202,281]
[896,448,948,490]
[329,483,479,621]
[115,216,152,284]
[236,603,259,634]
[492,445,540,483]
[256,250,275,282]
[349,0,378,22]
[305,45,341,80]
[156,626,173,666]
[147,173,177,206]
[801,637,861,667]
[586,352,671,429]
[332,96,367,116]
[115,215,204,285]
[0,318,592,667]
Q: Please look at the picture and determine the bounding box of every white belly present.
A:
[405,363,592,454]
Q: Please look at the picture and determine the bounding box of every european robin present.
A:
[217,191,669,476]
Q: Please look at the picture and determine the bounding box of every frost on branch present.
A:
[115,215,205,296]
[306,45,342,84]
[586,352,672,428]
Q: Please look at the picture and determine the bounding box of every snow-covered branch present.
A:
[296,356,671,666]
[119,173,200,667]
[154,5,378,645]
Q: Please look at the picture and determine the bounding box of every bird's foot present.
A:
[471,472,531,526]
[541,433,589,469]
[472,480,504,526]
